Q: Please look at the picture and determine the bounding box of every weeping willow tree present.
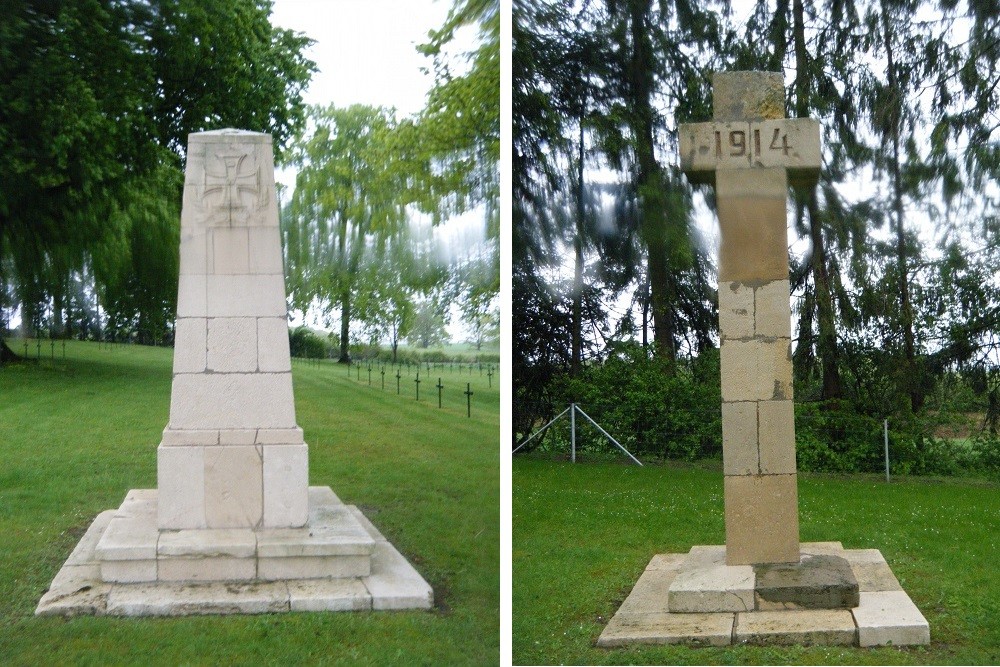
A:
[284,104,412,363]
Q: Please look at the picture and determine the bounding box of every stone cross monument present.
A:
[597,72,929,648]
[37,130,432,616]
[680,71,820,566]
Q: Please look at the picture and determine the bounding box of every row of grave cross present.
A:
[344,363,478,418]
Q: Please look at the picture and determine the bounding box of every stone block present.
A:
[257,317,293,372]
[158,556,256,582]
[157,528,256,558]
[114,490,157,520]
[668,563,755,613]
[800,541,844,555]
[206,274,287,317]
[66,510,116,566]
[716,169,789,283]
[204,445,263,529]
[735,609,856,645]
[218,429,259,445]
[679,121,753,180]
[852,562,903,592]
[618,568,679,615]
[255,427,304,445]
[365,541,433,610]
[287,578,372,612]
[753,554,859,610]
[179,225,208,275]
[718,282,754,340]
[158,445,206,529]
[757,399,796,474]
[840,548,887,565]
[101,559,157,583]
[713,71,785,122]
[722,401,758,475]
[209,227,250,274]
[257,506,375,558]
[207,317,257,372]
[106,580,290,616]
[597,611,735,647]
[161,429,219,446]
[259,555,370,580]
[853,591,930,647]
[176,274,207,318]
[263,444,309,528]
[36,563,110,616]
[756,118,821,186]
[721,338,793,402]
[168,372,297,430]
[754,279,792,338]
[724,474,799,565]
[248,227,285,274]
[95,516,158,561]
[172,318,207,373]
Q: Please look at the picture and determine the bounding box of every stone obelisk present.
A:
[158,129,308,531]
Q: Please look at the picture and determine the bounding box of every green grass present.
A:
[0,340,499,665]
[513,458,1000,665]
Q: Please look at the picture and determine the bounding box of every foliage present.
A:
[288,326,329,359]
[0,0,315,353]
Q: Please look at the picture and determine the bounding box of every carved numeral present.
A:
[729,130,746,156]
[769,128,791,155]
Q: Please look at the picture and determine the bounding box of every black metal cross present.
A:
[436,377,444,408]
[464,382,473,418]
[396,369,401,394]
[381,367,386,391]
[487,366,493,388]
[367,365,372,385]
[414,371,421,401]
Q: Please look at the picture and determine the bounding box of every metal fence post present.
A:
[884,418,890,482]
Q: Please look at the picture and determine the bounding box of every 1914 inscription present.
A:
[679,118,820,186]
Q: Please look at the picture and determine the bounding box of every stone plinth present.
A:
[36,129,432,616]
[597,543,928,648]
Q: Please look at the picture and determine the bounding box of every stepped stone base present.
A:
[598,542,929,648]
[36,486,432,616]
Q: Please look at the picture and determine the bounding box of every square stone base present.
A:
[597,542,928,648]
[35,486,433,616]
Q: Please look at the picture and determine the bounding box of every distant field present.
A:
[0,340,499,665]
[513,457,1000,665]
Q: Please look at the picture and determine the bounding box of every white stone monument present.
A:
[37,130,432,615]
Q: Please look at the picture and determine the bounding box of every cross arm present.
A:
[679,118,821,188]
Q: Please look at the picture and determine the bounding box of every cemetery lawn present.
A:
[0,340,499,665]
[513,457,1000,665]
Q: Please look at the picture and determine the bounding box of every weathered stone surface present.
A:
[159,556,256,582]
[718,282,754,340]
[753,554,859,610]
[96,516,158,561]
[717,169,790,283]
[257,318,293,373]
[107,581,290,616]
[157,528,256,558]
[204,445,263,529]
[157,446,206,529]
[724,474,799,565]
[853,590,929,647]
[101,559,157,583]
[722,401,758,475]
[173,318,207,373]
[288,578,372,612]
[365,541,434,610]
[753,280,792,338]
[720,337,793,402]
[36,563,111,616]
[735,609,857,646]
[207,317,257,372]
[210,227,250,275]
[646,553,687,571]
[852,561,903,592]
[259,555,370,580]
[618,568,678,616]
[65,510,116,565]
[669,562,755,613]
[713,71,785,122]
[757,399,796,474]
[262,444,309,528]
[598,611,735,647]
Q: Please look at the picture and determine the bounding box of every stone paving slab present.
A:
[598,612,735,647]
[853,590,930,647]
[735,609,857,645]
[599,545,929,648]
[36,487,433,616]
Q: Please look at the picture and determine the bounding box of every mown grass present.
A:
[0,340,499,665]
[513,457,1000,665]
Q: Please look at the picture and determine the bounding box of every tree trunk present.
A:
[571,116,585,377]
[627,0,675,361]
[880,2,921,412]
[339,288,351,363]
